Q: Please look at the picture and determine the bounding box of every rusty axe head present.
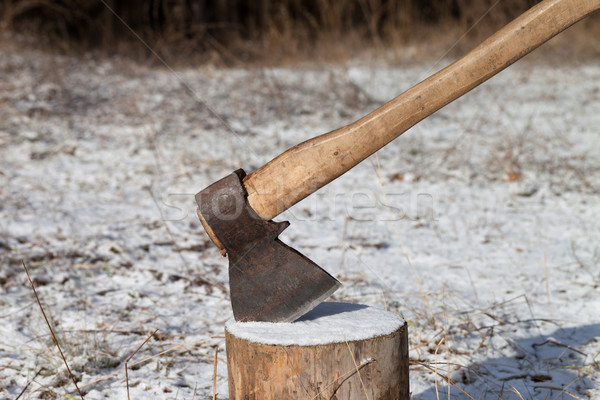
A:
[195,169,340,322]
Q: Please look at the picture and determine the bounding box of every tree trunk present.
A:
[225,302,409,399]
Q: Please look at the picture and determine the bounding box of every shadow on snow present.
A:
[413,323,599,399]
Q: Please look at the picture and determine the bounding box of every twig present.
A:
[22,261,85,399]
[79,337,220,389]
[497,382,504,400]
[535,338,587,357]
[533,385,582,400]
[322,358,375,400]
[524,295,542,335]
[126,328,159,400]
[126,329,159,365]
[410,360,475,400]
[505,384,526,400]
[344,341,371,400]
[212,346,218,400]
[380,288,388,311]
[15,369,41,400]
[543,254,552,318]
[191,383,198,400]
[550,375,586,400]
[125,361,130,400]
[434,337,444,400]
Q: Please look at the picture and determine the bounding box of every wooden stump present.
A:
[225,302,409,400]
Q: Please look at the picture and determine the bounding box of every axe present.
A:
[195,0,599,322]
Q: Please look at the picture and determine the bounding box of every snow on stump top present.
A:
[225,302,409,400]
[225,301,405,346]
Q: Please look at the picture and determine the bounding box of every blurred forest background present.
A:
[0,0,598,63]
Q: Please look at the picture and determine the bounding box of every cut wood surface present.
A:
[225,302,409,399]
[243,0,600,220]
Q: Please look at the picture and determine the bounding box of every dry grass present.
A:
[401,291,597,399]
[15,259,225,398]
[22,261,84,399]
[1,0,598,65]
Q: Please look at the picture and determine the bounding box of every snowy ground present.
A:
[1,39,599,399]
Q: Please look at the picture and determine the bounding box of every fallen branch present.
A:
[126,328,159,400]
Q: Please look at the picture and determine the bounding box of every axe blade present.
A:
[196,170,340,322]
[229,238,340,322]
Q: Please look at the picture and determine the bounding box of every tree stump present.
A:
[225,302,409,400]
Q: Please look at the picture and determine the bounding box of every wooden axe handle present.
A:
[244,0,599,220]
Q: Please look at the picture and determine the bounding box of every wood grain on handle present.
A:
[244,0,600,220]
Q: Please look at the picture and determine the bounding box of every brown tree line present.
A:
[1,0,541,50]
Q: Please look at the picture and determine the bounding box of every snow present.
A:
[0,35,599,399]
[226,302,405,346]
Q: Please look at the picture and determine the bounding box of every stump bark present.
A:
[225,302,409,400]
